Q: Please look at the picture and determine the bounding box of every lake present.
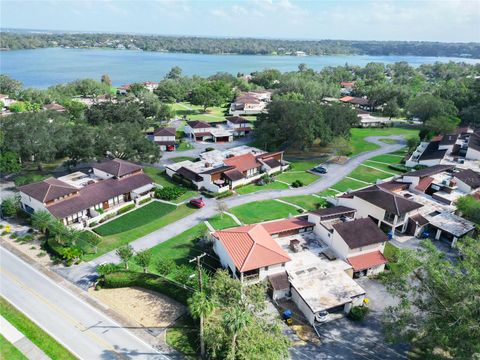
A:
[2,48,479,88]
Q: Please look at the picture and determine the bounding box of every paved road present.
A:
[0,247,169,360]
[58,135,406,287]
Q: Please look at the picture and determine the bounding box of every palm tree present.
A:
[48,220,68,244]
[31,210,53,234]
[188,291,215,359]
[223,306,251,360]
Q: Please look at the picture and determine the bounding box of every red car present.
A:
[189,197,205,208]
[166,145,175,152]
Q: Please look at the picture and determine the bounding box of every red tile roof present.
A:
[213,224,291,272]
[262,218,314,235]
[415,176,434,192]
[224,153,260,173]
[347,251,388,272]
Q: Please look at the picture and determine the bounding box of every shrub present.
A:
[291,180,304,188]
[296,208,304,213]
[156,257,177,276]
[155,186,186,201]
[204,147,215,152]
[139,197,152,205]
[215,190,234,199]
[1,196,21,217]
[348,306,369,321]
[117,204,136,215]
[102,271,189,304]
[388,164,409,172]
[21,234,34,242]
[201,190,233,199]
[89,221,98,227]
[96,263,120,276]
[14,174,48,186]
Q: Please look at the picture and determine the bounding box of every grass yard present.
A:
[281,195,326,211]
[235,180,289,195]
[166,315,198,358]
[331,178,369,193]
[85,204,197,261]
[348,165,393,183]
[169,156,197,163]
[170,102,228,122]
[286,158,328,171]
[130,223,209,271]
[274,171,320,186]
[94,202,177,236]
[378,138,400,144]
[208,214,238,230]
[0,334,28,360]
[0,297,77,360]
[350,128,419,156]
[369,154,405,164]
[230,200,300,224]
[176,142,194,151]
[317,189,340,197]
[364,161,405,175]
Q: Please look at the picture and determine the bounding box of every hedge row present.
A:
[102,271,190,304]
[117,203,136,215]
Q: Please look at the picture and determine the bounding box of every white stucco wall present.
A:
[93,168,114,180]
[466,147,480,160]
[19,192,47,213]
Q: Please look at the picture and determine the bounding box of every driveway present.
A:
[291,278,408,360]
[57,135,407,287]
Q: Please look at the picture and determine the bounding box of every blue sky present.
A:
[1,0,479,42]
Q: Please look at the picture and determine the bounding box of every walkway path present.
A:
[56,136,406,287]
[0,315,49,360]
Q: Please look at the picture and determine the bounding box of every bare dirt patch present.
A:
[89,286,186,328]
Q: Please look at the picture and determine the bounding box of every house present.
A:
[356,110,389,128]
[143,81,159,92]
[406,128,479,167]
[335,184,423,238]
[212,216,366,324]
[117,85,131,95]
[340,81,355,95]
[339,96,373,112]
[152,127,177,151]
[229,91,272,116]
[184,119,253,143]
[225,116,252,136]
[18,159,154,228]
[165,146,287,193]
[43,103,66,112]
[453,169,480,193]
[308,207,388,277]
[0,94,16,107]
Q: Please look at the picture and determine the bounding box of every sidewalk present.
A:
[0,315,49,360]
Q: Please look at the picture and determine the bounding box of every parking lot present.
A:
[290,277,409,360]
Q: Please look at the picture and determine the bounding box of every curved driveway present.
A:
[57,136,406,286]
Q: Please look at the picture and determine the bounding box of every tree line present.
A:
[1,32,480,58]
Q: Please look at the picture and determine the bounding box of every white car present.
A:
[315,310,330,323]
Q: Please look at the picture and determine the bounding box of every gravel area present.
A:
[88,286,186,328]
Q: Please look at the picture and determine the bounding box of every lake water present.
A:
[1,48,479,88]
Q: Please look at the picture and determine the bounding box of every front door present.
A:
[103,201,109,210]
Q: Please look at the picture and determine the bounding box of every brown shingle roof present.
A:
[187,120,211,129]
[153,127,176,137]
[403,164,455,178]
[18,178,77,203]
[311,206,356,218]
[333,218,388,249]
[176,167,203,182]
[226,116,250,124]
[223,169,245,181]
[93,159,142,178]
[351,185,422,216]
[268,271,290,291]
[46,173,152,219]
[454,169,480,189]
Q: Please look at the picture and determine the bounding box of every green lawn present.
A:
[364,161,405,175]
[350,128,419,156]
[169,156,197,163]
[369,154,405,164]
[274,171,320,186]
[331,178,369,193]
[0,334,28,360]
[85,204,197,261]
[235,181,289,195]
[94,202,177,236]
[230,200,299,224]
[176,142,194,151]
[0,297,77,360]
[348,165,393,183]
[170,102,228,122]
[317,189,340,197]
[166,315,198,358]
[281,195,326,211]
[286,158,327,171]
[131,223,209,270]
[208,214,238,230]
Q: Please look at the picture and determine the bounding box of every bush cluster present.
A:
[116,203,136,215]
[154,186,186,201]
[138,197,152,205]
[348,306,369,321]
[291,180,304,188]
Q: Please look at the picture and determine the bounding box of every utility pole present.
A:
[189,253,206,292]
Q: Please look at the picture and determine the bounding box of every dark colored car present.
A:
[312,166,328,174]
[189,197,205,208]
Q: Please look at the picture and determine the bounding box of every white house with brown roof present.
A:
[229,91,272,115]
[184,118,253,143]
[18,159,153,228]
[308,207,388,277]
[152,127,177,151]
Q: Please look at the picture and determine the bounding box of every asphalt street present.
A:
[0,247,169,360]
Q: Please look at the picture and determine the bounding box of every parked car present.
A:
[189,197,205,208]
[312,166,328,174]
[166,145,175,152]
